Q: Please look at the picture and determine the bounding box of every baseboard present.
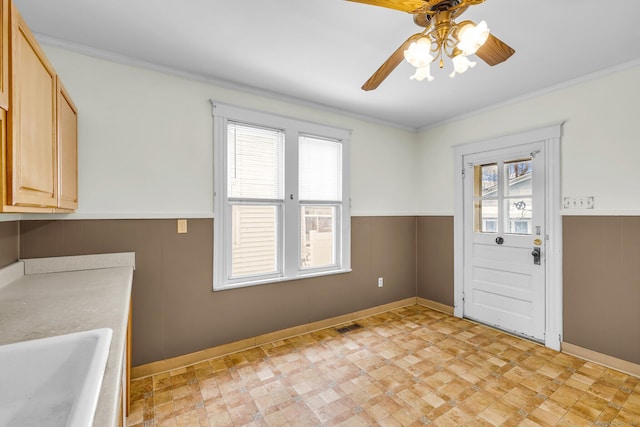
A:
[132,297,417,379]
[562,342,640,378]
[416,297,454,315]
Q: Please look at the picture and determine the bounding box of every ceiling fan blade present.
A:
[346,0,425,13]
[362,33,423,91]
[475,33,515,66]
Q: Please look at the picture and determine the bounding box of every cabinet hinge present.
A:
[461,168,465,178]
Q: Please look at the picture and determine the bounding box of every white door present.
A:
[463,142,545,341]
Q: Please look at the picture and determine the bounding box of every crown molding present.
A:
[418,58,640,132]
[34,33,416,133]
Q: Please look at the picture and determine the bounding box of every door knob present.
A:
[531,247,541,265]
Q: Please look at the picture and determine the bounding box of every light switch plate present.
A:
[177,219,188,234]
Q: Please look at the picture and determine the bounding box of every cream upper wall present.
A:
[37,46,418,218]
[17,45,640,220]
[416,64,640,215]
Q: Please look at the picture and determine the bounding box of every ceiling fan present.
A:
[348,0,515,90]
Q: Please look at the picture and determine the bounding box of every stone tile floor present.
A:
[127,305,640,426]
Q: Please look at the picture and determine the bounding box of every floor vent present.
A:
[336,323,363,334]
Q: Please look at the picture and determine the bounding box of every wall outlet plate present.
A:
[378,277,383,287]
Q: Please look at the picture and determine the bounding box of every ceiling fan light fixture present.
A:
[410,65,435,82]
[403,38,434,68]
[353,0,515,90]
[449,52,476,78]
[456,20,490,55]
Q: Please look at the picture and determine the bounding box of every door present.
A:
[57,78,78,210]
[8,5,57,207]
[463,142,545,341]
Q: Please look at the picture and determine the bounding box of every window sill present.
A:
[213,268,352,292]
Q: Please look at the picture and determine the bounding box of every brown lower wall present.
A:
[0,221,19,268]
[19,216,417,366]
[415,215,640,366]
[14,215,640,368]
[416,216,454,306]
[563,216,640,365]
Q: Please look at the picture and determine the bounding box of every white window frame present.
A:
[211,101,351,291]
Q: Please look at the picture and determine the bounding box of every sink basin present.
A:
[0,328,112,427]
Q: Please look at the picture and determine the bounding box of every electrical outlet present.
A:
[177,219,188,234]
[378,277,383,288]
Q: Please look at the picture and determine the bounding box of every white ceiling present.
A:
[13,0,640,130]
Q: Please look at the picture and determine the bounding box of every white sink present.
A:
[0,328,113,427]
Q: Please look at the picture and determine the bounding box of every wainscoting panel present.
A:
[563,216,640,365]
[20,217,417,366]
[417,216,454,306]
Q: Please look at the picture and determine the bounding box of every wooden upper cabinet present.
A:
[57,78,78,210]
[7,4,58,208]
[0,0,8,110]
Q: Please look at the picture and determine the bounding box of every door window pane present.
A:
[474,164,498,233]
[474,158,534,235]
[300,206,335,268]
[474,199,498,233]
[505,160,532,197]
[231,204,278,277]
[474,164,498,197]
[504,198,532,235]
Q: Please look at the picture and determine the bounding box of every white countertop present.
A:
[0,254,135,427]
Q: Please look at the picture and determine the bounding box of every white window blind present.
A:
[299,136,342,202]
[227,122,284,200]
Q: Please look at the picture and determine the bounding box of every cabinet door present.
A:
[0,0,8,110]
[57,79,78,210]
[8,5,57,207]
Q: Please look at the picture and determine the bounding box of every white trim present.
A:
[35,33,414,133]
[211,268,353,292]
[453,123,563,351]
[21,212,215,220]
[37,33,640,133]
[544,132,563,351]
[412,211,456,217]
[561,209,640,216]
[350,210,429,217]
[419,58,640,132]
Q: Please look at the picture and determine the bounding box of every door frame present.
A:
[453,124,563,350]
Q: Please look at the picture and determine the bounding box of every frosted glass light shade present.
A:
[449,54,477,78]
[410,65,434,82]
[457,20,490,55]
[404,38,434,68]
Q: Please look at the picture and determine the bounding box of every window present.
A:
[212,102,351,290]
